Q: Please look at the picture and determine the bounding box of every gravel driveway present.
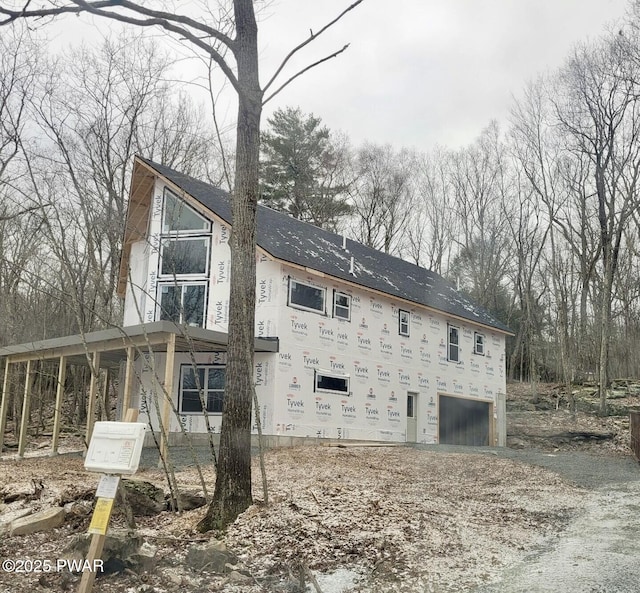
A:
[144,442,640,592]
[412,445,640,593]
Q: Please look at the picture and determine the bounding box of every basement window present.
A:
[314,370,350,395]
[288,278,326,314]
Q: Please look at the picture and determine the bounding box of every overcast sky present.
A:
[255,0,630,152]
[45,0,631,153]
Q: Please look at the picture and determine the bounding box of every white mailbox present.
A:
[84,421,147,475]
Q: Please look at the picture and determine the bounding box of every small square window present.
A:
[448,324,460,362]
[333,291,351,321]
[179,365,225,414]
[399,310,410,337]
[474,332,485,355]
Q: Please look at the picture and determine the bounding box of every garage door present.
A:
[439,394,491,446]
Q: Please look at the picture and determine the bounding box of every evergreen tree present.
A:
[260,106,351,230]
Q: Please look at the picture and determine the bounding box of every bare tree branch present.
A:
[263,44,350,105]
[263,0,364,94]
[0,1,241,91]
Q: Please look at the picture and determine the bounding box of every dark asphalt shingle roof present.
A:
[141,158,511,334]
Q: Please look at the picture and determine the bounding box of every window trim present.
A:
[314,369,351,395]
[448,323,460,363]
[399,309,410,337]
[474,332,485,356]
[156,281,208,328]
[333,290,352,321]
[288,278,326,315]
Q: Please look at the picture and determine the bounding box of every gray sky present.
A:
[257,0,630,151]
[45,0,631,153]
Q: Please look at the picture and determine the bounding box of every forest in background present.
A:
[2,4,640,416]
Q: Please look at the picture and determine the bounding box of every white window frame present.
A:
[333,291,352,321]
[156,281,208,328]
[314,370,351,395]
[399,309,410,337]
[159,236,210,279]
[162,188,211,234]
[288,278,326,315]
[474,332,485,355]
[179,364,225,414]
[448,324,460,363]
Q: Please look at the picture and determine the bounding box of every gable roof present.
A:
[134,157,511,334]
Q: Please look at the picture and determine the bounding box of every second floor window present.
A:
[448,324,460,362]
[288,278,326,314]
[157,282,207,327]
[474,332,485,355]
[333,291,351,321]
[399,310,410,336]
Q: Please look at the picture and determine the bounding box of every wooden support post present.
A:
[51,356,67,455]
[78,407,139,593]
[159,335,175,463]
[18,360,32,457]
[85,352,101,447]
[101,369,110,421]
[0,359,11,453]
[121,347,135,420]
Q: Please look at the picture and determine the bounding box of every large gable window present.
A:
[288,278,326,314]
[156,188,212,328]
[162,190,210,233]
[158,283,207,327]
[180,365,225,413]
[160,237,209,277]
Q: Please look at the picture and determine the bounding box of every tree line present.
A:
[2,7,640,424]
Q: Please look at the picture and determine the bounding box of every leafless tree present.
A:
[0,0,363,529]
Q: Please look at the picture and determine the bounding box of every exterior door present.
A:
[406,392,418,442]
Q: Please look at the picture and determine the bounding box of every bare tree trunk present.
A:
[198,0,262,531]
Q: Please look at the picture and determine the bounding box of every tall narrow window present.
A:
[399,310,410,336]
[333,291,351,321]
[474,332,485,355]
[448,324,460,362]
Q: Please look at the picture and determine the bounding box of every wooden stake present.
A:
[78,408,139,593]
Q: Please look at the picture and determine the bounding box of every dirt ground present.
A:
[0,382,638,593]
